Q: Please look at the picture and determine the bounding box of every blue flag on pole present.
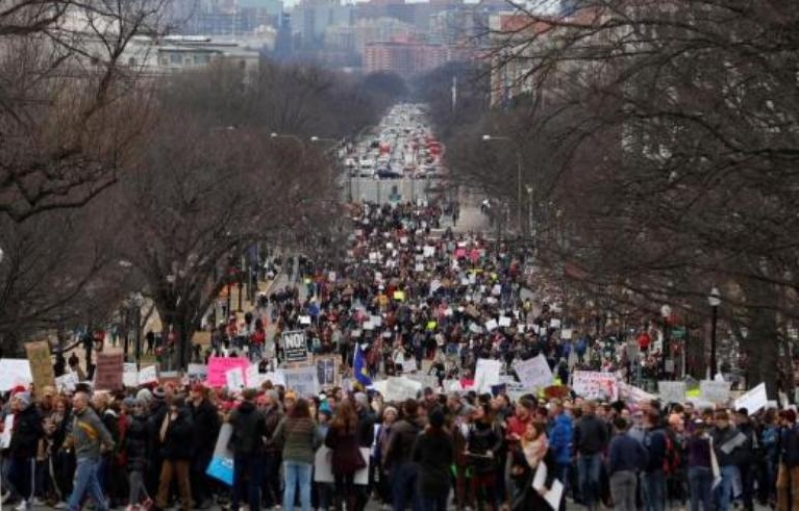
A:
[354,344,372,386]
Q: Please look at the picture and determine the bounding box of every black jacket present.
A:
[147,401,168,459]
[9,406,44,459]
[125,414,149,471]
[229,401,267,456]
[161,407,194,460]
[357,409,376,448]
[192,398,221,460]
[384,417,424,469]
[412,428,454,498]
[575,415,609,456]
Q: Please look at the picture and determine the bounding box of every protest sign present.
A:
[94,353,123,390]
[658,381,687,405]
[572,371,619,401]
[561,329,573,340]
[550,319,562,329]
[139,365,159,385]
[505,382,528,401]
[514,355,553,389]
[315,356,341,388]
[55,372,78,392]
[299,316,312,326]
[499,316,512,328]
[734,383,768,414]
[25,341,55,390]
[226,367,245,390]
[406,373,438,390]
[0,359,32,391]
[207,357,250,388]
[383,376,422,402]
[263,371,286,387]
[402,358,418,373]
[485,319,498,332]
[245,365,261,388]
[474,359,502,393]
[0,415,13,449]
[282,330,308,363]
[187,364,207,380]
[619,382,657,404]
[700,380,732,405]
[423,246,435,258]
[393,290,406,301]
[123,363,139,387]
[283,365,319,397]
[206,424,234,485]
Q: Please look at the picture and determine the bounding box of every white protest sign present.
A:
[505,382,528,401]
[572,371,619,401]
[514,355,553,389]
[485,319,498,332]
[123,363,139,387]
[371,315,383,327]
[474,358,502,393]
[0,415,14,449]
[423,246,435,258]
[734,383,768,414]
[299,316,312,326]
[402,358,418,373]
[383,376,422,402]
[138,365,158,385]
[700,380,732,405]
[619,382,657,404]
[561,329,573,340]
[283,365,319,397]
[550,319,562,329]
[246,365,260,388]
[658,381,687,405]
[225,367,245,390]
[263,370,286,387]
[415,263,425,273]
[0,359,32,390]
[499,316,512,328]
[55,372,78,392]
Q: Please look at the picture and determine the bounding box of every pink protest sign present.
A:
[207,357,251,388]
[454,248,467,259]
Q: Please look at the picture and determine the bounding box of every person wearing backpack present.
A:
[776,409,799,511]
[642,411,668,511]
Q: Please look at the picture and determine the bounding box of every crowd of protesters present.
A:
[1,202,797,511]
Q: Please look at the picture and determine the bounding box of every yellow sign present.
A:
[393,290,406,301]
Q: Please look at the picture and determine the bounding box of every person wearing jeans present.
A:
[65,392,115,511]
[608,417,648,511]
[685,420,713,511]
[575,402,609,511]
[273,398,319,511]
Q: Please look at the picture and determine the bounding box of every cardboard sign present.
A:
[514,355,553,389]
[282,330,308,363]
[123,363,139,387]
[734,383,768,414]
[206,424,234,485]
[94,353,124,390]
[207,357,250,388]
[700,380,732,405]
[25,341,55,391]
[283,365,319,397]
[474,359,502,393]
[658,381,687,405]
[572,371,618,401]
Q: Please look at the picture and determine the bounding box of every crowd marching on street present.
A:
[2,201,799,511]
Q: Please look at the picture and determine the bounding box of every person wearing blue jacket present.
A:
[608,417,648,511]
[548,400,573,493]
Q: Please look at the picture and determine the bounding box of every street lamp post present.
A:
[482,134,524,235]
[661,305,672,380]
[708,287,721,378]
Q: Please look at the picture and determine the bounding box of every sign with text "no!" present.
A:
[282,330,308,363]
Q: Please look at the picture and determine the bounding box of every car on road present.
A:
[376,168,402,179]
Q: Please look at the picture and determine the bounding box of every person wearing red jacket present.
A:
[504,398,536,504]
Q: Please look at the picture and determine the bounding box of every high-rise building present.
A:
[363,41,450,75]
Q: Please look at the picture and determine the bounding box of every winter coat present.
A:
[548,413,573,465]
[229,401,267,457]
[467,420,502,475]
[412,428,454,498]
[125,414,149,471]
[384,417,425,469]
[325,424,364,476]
[191,398,221,460]
[9,406,44,459]
[161,407,194,461]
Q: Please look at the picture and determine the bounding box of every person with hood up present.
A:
[229,389,267,511]
[154,397,194,511]
[383,399,426,511]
